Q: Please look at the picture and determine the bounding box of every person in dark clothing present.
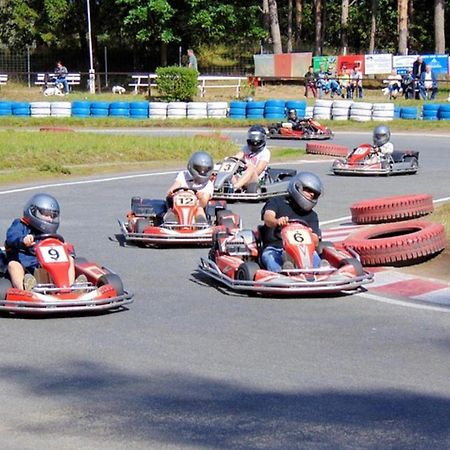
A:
[260,172,323,272]
[412,56,426,100]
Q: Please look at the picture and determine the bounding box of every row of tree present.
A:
[0,1,448,71]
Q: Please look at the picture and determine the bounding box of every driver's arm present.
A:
[263,210,289,228]
[166,180,181,197]
[255,159,268,176]
[233,150,245,159]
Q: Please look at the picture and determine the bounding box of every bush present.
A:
[155,66,198,102]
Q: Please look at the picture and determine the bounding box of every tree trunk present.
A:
[314,0,322,55]
[434,0,445,54]
[287,0,293,52]
[341,0,349,54]
[295,0,303,49]
[368,0,377,54]
[398,0,408,55]
[262,0,270,34]
[269,0,283,53]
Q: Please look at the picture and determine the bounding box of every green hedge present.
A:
[155,66,198,102]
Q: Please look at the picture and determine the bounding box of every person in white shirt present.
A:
[166,151,214,223]
[233,125,271,193]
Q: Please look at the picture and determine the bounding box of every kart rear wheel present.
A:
[338,258,364,276]
[0,277,12,299]
[97,273,125,296]
[236,261,260,281]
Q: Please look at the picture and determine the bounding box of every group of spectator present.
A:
[382,56,438,100]
[304,63,363,100]
[304,56,439,101]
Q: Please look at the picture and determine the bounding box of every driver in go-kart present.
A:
[5,193,82,290]
[232,125,271,193]
[260,172,323,272]
[166,151,214,224]
[286,108,309,131]
[367,124,394,164]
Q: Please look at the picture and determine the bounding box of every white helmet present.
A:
[287,172,322,212]
[23,193,60,233]
[373,125,391,147]
[187,151,214,184]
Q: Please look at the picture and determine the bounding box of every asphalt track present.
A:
[0,130,449,449]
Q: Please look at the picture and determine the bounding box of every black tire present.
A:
[338,258,365,276]
[408,157,419,173]
[236,261,260,281]
[97,273,125,296]
[0,277,12,300]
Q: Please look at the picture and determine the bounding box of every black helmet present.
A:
[246,125,267,154]
[287,172,322,212]
[288,108,297,120]
[187,151,214,184]
[373,124,391,147]
[23,193,60,233]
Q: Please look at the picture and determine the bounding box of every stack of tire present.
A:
[109,102,130,118]
[264,99,285,120]
[228,101,246,120]
[12,102,30,117]
[372,103,395,121]
[91,102,110,118]
[148,102,167,119]
[130,101,149,119]
[331,100,353,121]
[394,105,401,119]
[400,106,417,120]
[313,99,333,120]
[186,102,207,119]
[50,102,71,118]
[350,102,372,122]
[207,102,228,119]
[422,104,439,120]
[71,101,91,118]
[167,102,187,119]
[286,100,306,119]
[437,104,450,120]
[30,101,51,117]
[0,101,13,117]
[246,101,266,120]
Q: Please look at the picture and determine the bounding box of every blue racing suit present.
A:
[5,219,40,272]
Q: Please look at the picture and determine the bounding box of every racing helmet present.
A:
[288,108,297,120]
[373,124,391,147]
[23,193,60,233]
[246,125,267,154]
[287,172,323,212]
[187,151,214,184]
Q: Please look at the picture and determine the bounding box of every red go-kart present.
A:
[120,187,241,246]
[332,143,419,176]
[198,220,373,296]
[267,118,333,140]
[0,234,133,315]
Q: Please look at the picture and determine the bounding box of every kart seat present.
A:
[131,198,167,217]
[266,167,297,182]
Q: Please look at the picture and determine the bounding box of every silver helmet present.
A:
[23,193,60,233]
[287,172,322,212]
[288,108,297,120]
[373,124,391,147]
[187,151,214,184]
[246,125,267,154]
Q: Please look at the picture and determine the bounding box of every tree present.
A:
[341,0,349,54]
[314,0,323,55]
[295,0,303,49]
[268,0,282,53]
[398,0,409,54]
[368,0,377,53]
[434,0,445,53]
[287,0,293,52]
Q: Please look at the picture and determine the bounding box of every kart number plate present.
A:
[174,194,196,206]
[286,229,312,245]
[40,245,69,263]
[220,162,235,173]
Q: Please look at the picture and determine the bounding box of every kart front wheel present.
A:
[236,261,260,281]
[97,273,125,296]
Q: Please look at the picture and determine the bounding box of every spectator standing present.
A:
[412,56,426,99]
[350,66,363,99]
[304,66,317,98]
[419,65,438,100]
[187,49,198,71]
[54,60,69,94]
[340,68,351,99]
[315,63,330,98]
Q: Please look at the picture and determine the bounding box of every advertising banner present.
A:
[364,54,392,74]
[337,55,365,74]
[393,55,418,74]
[422,54,449,74]
[291,52,313,77]
[253,55,275,77]
[313,56,337,75]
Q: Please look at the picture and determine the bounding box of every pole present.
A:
[179,46,182,67]
[86,0,95,93]
[104,46,108,87]
[27,46,31,88]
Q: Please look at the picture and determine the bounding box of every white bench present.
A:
[0,74,7,85]
[35,73,81,89]
[129,74,157,94]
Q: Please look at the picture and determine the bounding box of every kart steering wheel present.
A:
[171,187,198,194]
[34,233,65,243]
[286,219,310,227]
[224,156,247,167]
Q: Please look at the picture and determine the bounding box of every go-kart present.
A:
[213,156,297,201]
[332,143,419,176]
[119,187,241,246]
[198,220,373,296]
[267,118,333,140]
[0,234,133,315]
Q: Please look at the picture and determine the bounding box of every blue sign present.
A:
[423,54,449,74]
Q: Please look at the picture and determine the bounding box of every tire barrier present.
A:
[306,142,349,157]
[109,101,130,117]
[186,102,207,119]
[350,194,434,224]
[332,100,353,121]
[422,103,440,121]
[313,99,332,120]
[350,102,372,122]
[400,106,417,120]
[0,101,13,116]
[264,99,286,120]
[51,101,72,117]
[229,101,246,119]
[167,101,187,119]
[148,102,167,119]
[72,101,91,118]
[372,103,395,122]
[286,100,306,118]
[207,101,228,119]
[130,101,149,119]
[30,101,51,117]
[91,101,110,118]
[343,220,447,266]
[246,100,265,119]
[437,104,450,120]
